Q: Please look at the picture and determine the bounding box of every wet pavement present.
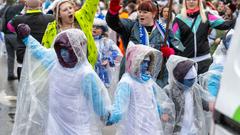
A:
[0,43,17,135]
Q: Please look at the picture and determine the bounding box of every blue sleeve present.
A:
[108,82,131,124]
[22,36,55,68]
[207,74,221,97]
[83,73,108,117]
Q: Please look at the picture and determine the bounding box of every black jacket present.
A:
[1,4,24,34]
[172,12,236,58]
[11,11,54,63]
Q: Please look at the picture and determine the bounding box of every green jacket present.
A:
[41,0,99,66]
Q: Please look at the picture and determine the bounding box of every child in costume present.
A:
[164,55,215,135]
[106,43,175,135]
[12,24,111,135]
[93,18,122,94]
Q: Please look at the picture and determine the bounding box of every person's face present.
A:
[54,33,78,68]
[140,58,150,74]
[217,2,225,12]
[186,0,199,10]
[59,2,75,25]
[138,10,156,26]
[162,7,169,19]
[92,26,103,37]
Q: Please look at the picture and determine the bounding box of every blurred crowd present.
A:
[0,0,239,134]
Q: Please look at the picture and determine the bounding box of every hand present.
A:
[17,23,31,39]
[160,46,175,58]
[161,113,170,122]
[109,0,122,14]
[214,38,221,45]
[209,102,215,112]
[105,113,114,126]
[101,60,109,66]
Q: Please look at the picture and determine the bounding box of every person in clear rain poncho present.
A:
[11,24,111,135]
[106,42,176,135]
[93,18,123,99]
[199,29,234,99]
[164,55,215,135]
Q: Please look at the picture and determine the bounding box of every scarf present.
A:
[139,21,169,47]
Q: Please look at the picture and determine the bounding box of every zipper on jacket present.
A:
[193,26,197,58]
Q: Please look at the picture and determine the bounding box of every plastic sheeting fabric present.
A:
[164,55,214,135]
[12,29,111,135]
[198,29,233,98]
[95,37,123,100]
[109,43,175,135]
[0,32,5,58]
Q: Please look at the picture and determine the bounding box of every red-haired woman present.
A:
[106,0,180,88]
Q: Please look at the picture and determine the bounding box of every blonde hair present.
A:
[181,0,207,23]
[54,0,75,26]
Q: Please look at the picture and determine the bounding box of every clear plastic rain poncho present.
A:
[164,55,215,135]
[94,36,123,100]
[12,29,111,135]
[107,42,175,135]
[198,29,234,98]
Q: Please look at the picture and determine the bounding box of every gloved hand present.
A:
[17,23,31,39]
[105,112,121,126]
[160,46,175,58]
[100,112,111,124]
[109,0,121,14]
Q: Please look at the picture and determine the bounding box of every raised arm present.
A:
[18,24,56,68]
[208,12,236,30]
[75,0,99,27]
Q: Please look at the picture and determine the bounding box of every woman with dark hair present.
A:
[106,0,180,87]
[159,5,175,28]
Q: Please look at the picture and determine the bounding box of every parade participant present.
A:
[199,29,234,98]
[106,43,175,135]
[164,55,215,135]
[7,0,54,80]
[12,25,111,135]
[172,0,236,74]
[106,0,179,88]
[198,29,234,134]
[42,0,99,66]
[93,18,122,98]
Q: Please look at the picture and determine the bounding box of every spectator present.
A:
[1,0,24,80]
[172,0,236,74]
[42,0,99,66]
[8,0,54,80]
